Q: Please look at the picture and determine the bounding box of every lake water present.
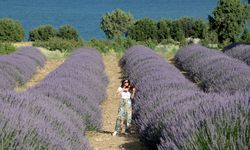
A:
[0,0,248,40]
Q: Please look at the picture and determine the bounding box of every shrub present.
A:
[157,19,172,42]
[120,45,200,148]
[224,43,250,66]
[0,46,45,89]
[241,28,250,42]
[158,92,250,150]
[193,19,209,39]
[0,90,91,149]
[175,44,250,93]
[169,20,186,42]
[87,37,136,54]
[58,25,80,40]
[201,31,219,48]
[28,47,108,129]
[120,45,250,149]
[33,37,84,52]
[0,18,24,42]
[0,42,16,55]
[29,25,57,41]
[127,18,158,41]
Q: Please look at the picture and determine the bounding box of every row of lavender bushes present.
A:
[0,47,108,149]
[223,43,250,66]
[174,44,250,94]
[0,46,46,89]
[28,47,108,129]
[120,45,250,149]
[0,90,91,149]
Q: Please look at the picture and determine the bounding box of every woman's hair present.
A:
[121,79,130,87]
[129,83,135,93]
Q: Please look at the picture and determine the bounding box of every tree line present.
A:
[100,0,250,46]
[0,0,249,53]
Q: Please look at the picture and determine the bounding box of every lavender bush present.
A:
[120,45,201,148]
[120,45,250,149]
[158,92,250,150]
[28,47,108,129]
[175,44,250,93]
[224,44,250,66]
[0,46,45,89]
[0,90,91,150]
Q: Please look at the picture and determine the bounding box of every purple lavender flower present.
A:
[0,46,45,89]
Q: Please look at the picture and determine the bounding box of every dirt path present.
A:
[15,59,64,91]
[86,54,146,150]
[14,50,145,149]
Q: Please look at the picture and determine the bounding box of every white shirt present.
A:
[118,87,131,99]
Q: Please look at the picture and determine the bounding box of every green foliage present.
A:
[58,25,80,40]
[100,9,134,39]
[0,130,48,150]
[169,20,186,42]
[193,19,209,39]
[178,17,197,38]
[33,37,84,52]
[241,28,250,42]
[29,25,58,41]
[0,42,16,55]
[185,116,250,150]
[0,18,24,42]
[86,37,158,54]
[155,43,180,59]
[158,17,208,42]
[127,18,158,41]
[87,37,136,54]
[39,48,67,60]
[136,39,158,49]
[201,31,219,48]
[209,0,248,43]
[157,19,172,42]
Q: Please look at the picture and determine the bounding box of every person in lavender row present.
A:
[113,79,135,136]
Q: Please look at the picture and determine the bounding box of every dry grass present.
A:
[13,42,33,48]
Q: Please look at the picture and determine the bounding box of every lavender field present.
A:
[0,46,45,90]
[120,45,250,149]
[0,47,108,149]
[0,44,250,149]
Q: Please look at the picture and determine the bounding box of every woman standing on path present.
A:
[113,79,135,136]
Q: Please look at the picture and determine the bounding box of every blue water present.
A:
[0,0,248,40]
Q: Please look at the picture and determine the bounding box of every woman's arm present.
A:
[131,87,136,99]
[116,87,123,96]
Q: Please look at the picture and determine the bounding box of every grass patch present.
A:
[0,42,16,55]
[155,44,180,60]
[38,47,68,60]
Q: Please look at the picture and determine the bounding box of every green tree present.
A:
[29,25,57,41]
[178,17,196,38]
[209,0,248,43]
[241,28,250,42]
[0,18,24,42]
[100,9,134,39]
[157,19,172,42]
[193,19,209,39]
[58,25,80,41]
[169,20,185,42]
[127,18,158,41]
